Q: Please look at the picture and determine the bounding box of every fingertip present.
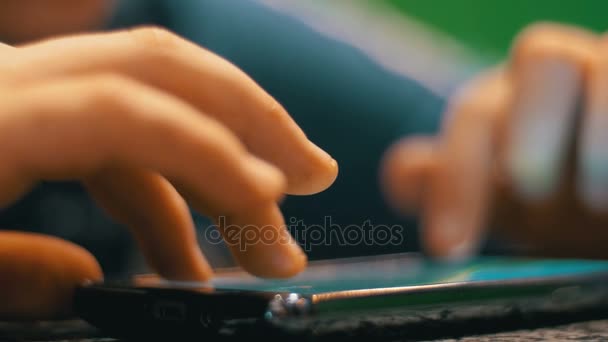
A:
[380,136,436,215]
[419,71,501,264]
[421,220,479,264]
[239,243,308,279]
[285,145,339,196]
[274,248,308,279]
[220,204,307,279]
[231,223,308,279]
[420,150,486,264]
[153,244,215,282]
[311,155,339,195]
[71,245,104,283]
[323,156,340,191]
[190,248,216,281]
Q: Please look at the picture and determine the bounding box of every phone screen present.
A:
[153,254,608,295]
[77,254,608,340]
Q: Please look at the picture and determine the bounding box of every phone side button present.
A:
[152,300,187,321]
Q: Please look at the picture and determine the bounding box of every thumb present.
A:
[0,231,102,320]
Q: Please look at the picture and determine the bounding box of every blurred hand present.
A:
[382,23,608,261]
[0,27,337,319]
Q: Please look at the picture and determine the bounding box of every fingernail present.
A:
[507,58,581,200]
[311,143,339,190]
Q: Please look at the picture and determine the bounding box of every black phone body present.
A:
[74,253,608,340]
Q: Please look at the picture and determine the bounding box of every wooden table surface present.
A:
[3,318,608,341]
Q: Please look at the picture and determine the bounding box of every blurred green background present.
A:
[385,0,608,62]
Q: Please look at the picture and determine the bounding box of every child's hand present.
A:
[382,23,608,261]
[0,27,338,319]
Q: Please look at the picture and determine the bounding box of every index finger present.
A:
[7,27,338,195]
[423,71,509,260]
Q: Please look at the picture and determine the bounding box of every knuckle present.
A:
[511,22,596,65]
[78,74,156,159]
[82,74,140,122]
[512,23,568,60]
[86,74,132,104]
[127,26,181,51]
[259,96,287,131]
[447,69,508,121]
[122,26,187,69]
[263,96,286,120]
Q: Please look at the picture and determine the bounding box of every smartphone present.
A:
[74,253,608,340]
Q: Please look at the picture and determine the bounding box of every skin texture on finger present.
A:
[579,38,608,211]
[6,27,339,195]
[84,167,213,281]
[380,136,437,215]
[0,231,102,320]
[423,71,510,260]
[0,74,286,217]
[506,23,597,202]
